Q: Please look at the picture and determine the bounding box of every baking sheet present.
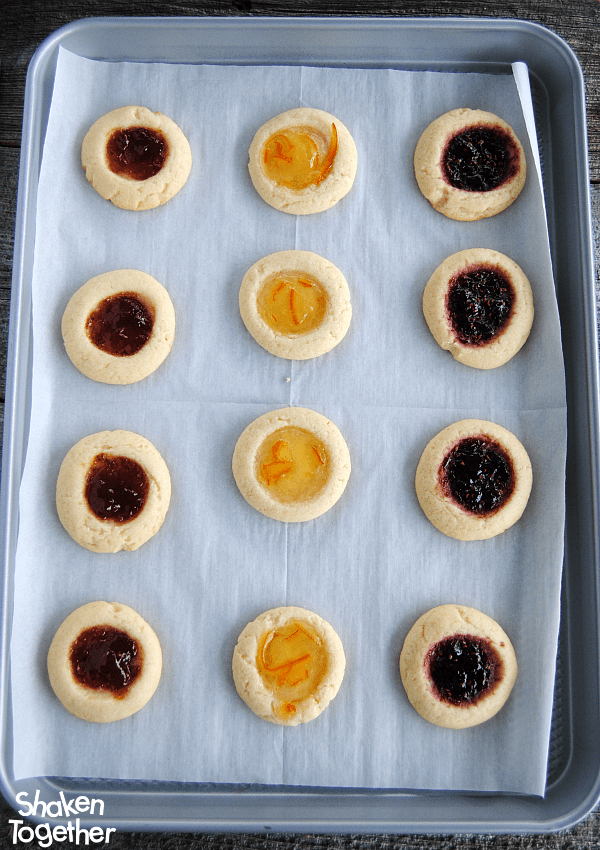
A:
[10,47,566,795]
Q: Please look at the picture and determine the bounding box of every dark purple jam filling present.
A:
[86,292,154,357]
[106,126,168,180]
[446,265,514,346]
[441,125,519,192]
[85,453,149,523]
[440,436,514,515]
[70,625,142,697]
[427,634,502,706]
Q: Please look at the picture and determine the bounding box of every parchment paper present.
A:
[10,48,566,795]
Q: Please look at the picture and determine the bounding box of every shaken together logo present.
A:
[8,791,117,846]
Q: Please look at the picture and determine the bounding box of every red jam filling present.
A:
[426,633,502,706]
[440,436,515,515]
[106,126,168,180]
[85,453,149,523]
[70,625,142,698]
[441,125,520,192]
[446,265,514,346]
[86,292,154,357]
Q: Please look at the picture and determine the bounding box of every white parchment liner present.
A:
[10,49,566,795]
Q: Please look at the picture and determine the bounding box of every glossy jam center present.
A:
[257,272,327,335]
[85,453,149,523]
[106,126,168,180]
[446,265,514,346]
[441,125,519,192]
[440,436,515,515]
[262,124,338,190]
[426,633,502,706]
[256,426,329,503]
[257,619,328,719]
[70,625,142,698]
[86,292,154,357]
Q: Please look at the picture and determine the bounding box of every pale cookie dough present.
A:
[415,419,532,541]
[81,105,192,210]
[47,601,162,723]
[62,269,176,384]
[239,251,352,360]
[232,407,351,522]
[248,107,358,214]
[414,108,526,221]
[56,430,171,553]
[399,604,518,729]
[232,606,346,726]
[422,249,534,369]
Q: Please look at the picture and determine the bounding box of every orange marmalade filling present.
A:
[262,124,338,190]
[257,272,327,335]
[257,619,328,719]
[256,426,329,503]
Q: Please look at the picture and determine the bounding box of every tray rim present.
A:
[1,14,598,835]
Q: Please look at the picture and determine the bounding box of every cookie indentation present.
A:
[85,453,150,523]
[86,292,155,357]
[440,436,515,516]
[70,625,142,698]
[441,126,520,192]
[257,272,327,336]
[427,634,503,706]
[446,265,514,346]
[262,124,337,190]
[257,426,329,504]
[106,126,168,181]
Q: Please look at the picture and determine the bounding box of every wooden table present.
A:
[1,1,599,847]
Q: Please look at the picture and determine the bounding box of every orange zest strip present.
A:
[312,445,326,465]
[298,278,314,288]
[261,460,293,484]
[271,440,291,462]
[265,653,311,673]
[290,287,300,325]
[272,281,286,300]
[315,123,338,186]
[264,135,294,164]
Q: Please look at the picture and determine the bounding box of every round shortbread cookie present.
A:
[232,606,346,726]
[422,249,534,369]
[248,107,357,215]
[239,251,352,360]
[415,419,532,541]
[62,269,176,385]
[399,604,518,729]
[232,407,351,522]
[47,601,162,723]
[81,105,192,210]
[56,430,171,553]
[414,108,526,221]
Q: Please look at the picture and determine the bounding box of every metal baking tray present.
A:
[1,16,597,834]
